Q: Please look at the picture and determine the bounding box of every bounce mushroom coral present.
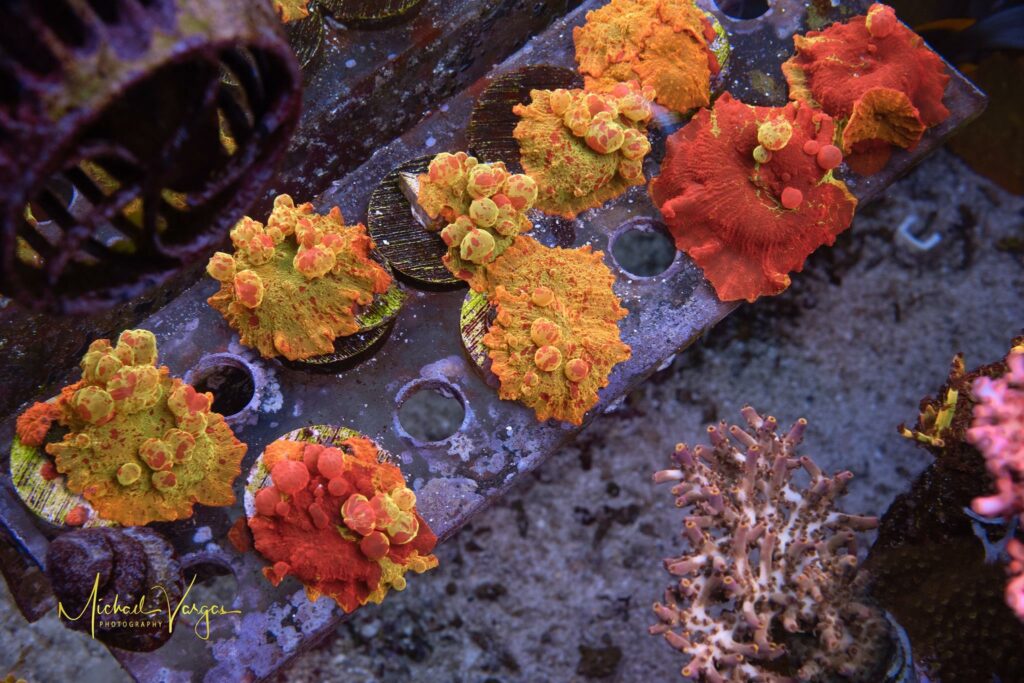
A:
[649,93,857,302]
[573,0,725,113]
[15,401,60,447]
[207,194,393,361]
[481,237,631,425]
[513,83,655,219]
[248,436,438,611]
[273,0,310,22]
[650,408,891,681]
[26,330,246,526]
[782,3,950,174]
[415,152,537,282]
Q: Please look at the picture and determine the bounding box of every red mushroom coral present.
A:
[649,93,857,302]
[28,329,246,526]
[248,436,438,611]
[782,3,950,174]
[573,0,726,113]
[15,401,60,447]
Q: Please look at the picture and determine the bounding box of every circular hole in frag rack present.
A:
[179,554,241,620]
[713,0,770,19]
[186,353,259,420]
[395,379,468,444]
[609,218,679,278]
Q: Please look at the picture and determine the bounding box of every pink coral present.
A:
[649,407,890,681]
[968,349,1024,619]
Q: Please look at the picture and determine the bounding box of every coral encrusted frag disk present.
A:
[207,194,394,362]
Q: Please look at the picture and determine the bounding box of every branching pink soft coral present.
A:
[970,351,1024,520]
[968,349,1024,619]
[649,407,890,682]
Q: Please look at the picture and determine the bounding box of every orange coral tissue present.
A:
[649,93,858,302]
[480,236,631,425]
[573,0,725,114]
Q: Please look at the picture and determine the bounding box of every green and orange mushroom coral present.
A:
[206,194,393,361]
[513,82,655,219]
[247,436,438,611]
[15,330,246,526]
[480,237,631,425]
[573,0,726,114]
[416,152,538,283]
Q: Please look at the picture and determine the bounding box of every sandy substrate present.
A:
[2,149,1022,682]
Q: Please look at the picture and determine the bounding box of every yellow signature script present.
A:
[57,573,242,640]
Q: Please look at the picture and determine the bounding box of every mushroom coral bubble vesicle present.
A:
[248,436,438,612]
[782,3,950,174]
[573,0,724,114]
[650,407,890,682]
[206,194,393,361]
[15,330,246,526]
[649,93,857,303]
[513,82,654,219]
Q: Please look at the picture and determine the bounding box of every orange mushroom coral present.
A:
[782,3,950,174]
[513,83,655,218]
[273,0,310,23]
[15,401,60,448]
[415,152,537,282]
[28,330,246,526]
[248,436,438,612]
[573,0,726,113]
[480,236,631,425]
[649,93,857,302]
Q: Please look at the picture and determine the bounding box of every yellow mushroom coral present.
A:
[28,330,246,526]
[416,152,538,283]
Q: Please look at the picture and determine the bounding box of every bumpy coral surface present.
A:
[649,93,857,302]
[782,3,950,174]
[416,152,537,281]
[21,330,246,526]
[207,194,392,361]
[15,401,60,448]
[481,237,630,425]
[273,0,310,22]
[967,349,1024,619]
[248,436,438,611]
[573,0,723,113]
[969,350,1024,522]
[513,83,654,218]
[650,408,890,682]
